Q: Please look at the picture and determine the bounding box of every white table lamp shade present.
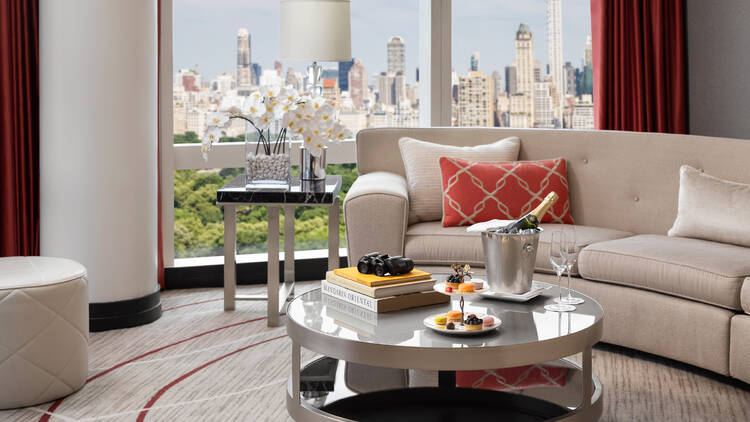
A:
[280,0,351,62]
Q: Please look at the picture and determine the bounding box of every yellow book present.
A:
[333,267,432,287]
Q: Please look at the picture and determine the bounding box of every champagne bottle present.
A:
[496,192,559,233]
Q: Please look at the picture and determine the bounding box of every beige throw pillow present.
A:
[398,136,521,224]
[668,165,750,248]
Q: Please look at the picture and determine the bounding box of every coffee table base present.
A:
[287,358,603,422]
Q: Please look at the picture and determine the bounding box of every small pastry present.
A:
[458,283,474,293]
[464,315,483,331]
[446,310,462,323]
[472,280,484,290]
[434,314,447,325]
[446,322,455,330]
[445,275,460,290]
[482,316,495,327]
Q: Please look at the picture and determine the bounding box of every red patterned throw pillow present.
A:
[439,157,574,227]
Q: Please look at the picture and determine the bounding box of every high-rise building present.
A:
[564,62,577,96]
[348,59,367,109]
[504,66,517,95]
[236,28,252,88]
[285,67,301,91]
[251,63,261,85]
[470,51,480,71]
[274,61,283,77]
[491,70,502,99]
[584,34,593,68]
[213,73,235,96]
[338,59,354,92]
[322,78,340,105]
[387,36,405,75]
[547,0,564,127]
[534,60,543,83]
[512,23,535,128]
[572,94,594,129]
[534,81,554,128]
[457,71,494,127]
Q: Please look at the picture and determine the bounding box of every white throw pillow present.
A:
[398,136,521,224]
[668,165,750,248]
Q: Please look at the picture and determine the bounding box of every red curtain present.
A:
[591,0,687,133]
[0,0,39,257]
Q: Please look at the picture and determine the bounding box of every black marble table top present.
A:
[216,175,342,205]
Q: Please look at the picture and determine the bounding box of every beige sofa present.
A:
[343,127,750,384]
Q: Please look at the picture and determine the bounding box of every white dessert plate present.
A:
[433,279,488,298]
[479,282,551,302]
[423,313,502,336]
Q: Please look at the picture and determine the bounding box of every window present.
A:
[451,0,593,129]
[170,0,419,259]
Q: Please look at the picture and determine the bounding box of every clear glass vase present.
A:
[244,122,291,189]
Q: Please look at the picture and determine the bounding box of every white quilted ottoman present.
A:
[0,257,88,409]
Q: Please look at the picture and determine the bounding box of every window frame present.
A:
[159,0,451,269]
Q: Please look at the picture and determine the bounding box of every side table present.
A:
[217,175,343,327]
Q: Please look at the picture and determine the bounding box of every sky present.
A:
[173,0,591,84]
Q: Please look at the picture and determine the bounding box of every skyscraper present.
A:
[338,59,354,92]
[584,34,593,68]
[470,51,480,71]
[547,0,564,127]
[251,63,261,85]
[348,59,367,109]
[387,36,405,75]
[504,66,517,95]
[512,23,535,128]
[457,71,494,127]
[236,28,252,88]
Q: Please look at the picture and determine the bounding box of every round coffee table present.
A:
[286,281,603,421]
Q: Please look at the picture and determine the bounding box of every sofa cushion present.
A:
[438,157,574,227]
[669,165,750,248]
[578,234,750,310]
[398,136,520,224]
[404,222,632,276]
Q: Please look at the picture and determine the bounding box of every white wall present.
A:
[40,0,159,303]
[687,0,750,139]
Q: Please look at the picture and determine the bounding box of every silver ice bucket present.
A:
[481,227,542,294]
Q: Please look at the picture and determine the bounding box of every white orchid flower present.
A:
[206,112,230,128]
[296,101,314,120]
[242,95,266,118]
[261,85,280,99]
[281,86,301,105]
[310,96,326,111]
[219,96,244,114]
[201,127,222,160]
[314,103,336,129]
[255,111,275,130]
[281,110,297,131]
[249,91,263,101]
[330,122,353,143]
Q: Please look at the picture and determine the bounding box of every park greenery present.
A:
[173,132,356,258]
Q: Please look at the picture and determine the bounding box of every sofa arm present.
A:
[344,171,409,265]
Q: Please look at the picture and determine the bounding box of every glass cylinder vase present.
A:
[244,122,291,189]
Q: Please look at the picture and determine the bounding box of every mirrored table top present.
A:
[287,281,603,350]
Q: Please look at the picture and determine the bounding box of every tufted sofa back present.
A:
[355,127,750,236]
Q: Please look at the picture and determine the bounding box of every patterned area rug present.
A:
[1,282,748,421]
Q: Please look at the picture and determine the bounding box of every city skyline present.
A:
[174,0,591,83]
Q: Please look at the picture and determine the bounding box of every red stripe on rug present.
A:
[136,335,288,422]
[162,298,223,312]
[38,315,270,422]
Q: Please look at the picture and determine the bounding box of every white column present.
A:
[39,0,159,304]
[419,0,452,127]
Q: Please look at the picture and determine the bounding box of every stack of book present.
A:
[322,267,448,313]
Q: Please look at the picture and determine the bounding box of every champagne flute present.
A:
[555,226,585,305]
[545,231,576,312]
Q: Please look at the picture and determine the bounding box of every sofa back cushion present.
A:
[438,157,574,227]
[668,165,750,248]
[356,128,750,235]
[398,136,520,224]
